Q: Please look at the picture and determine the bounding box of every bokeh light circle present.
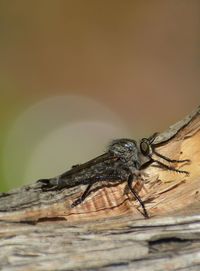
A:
[3,95,132,189]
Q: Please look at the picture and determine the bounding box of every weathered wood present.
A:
[0,215,200,271]
[0,106,200,270]
[153,105,200,145]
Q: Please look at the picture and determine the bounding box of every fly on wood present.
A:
[38,134,190,218]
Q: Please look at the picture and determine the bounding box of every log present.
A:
[0,106,200,270]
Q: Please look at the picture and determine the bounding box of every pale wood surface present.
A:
[0,106,200,270]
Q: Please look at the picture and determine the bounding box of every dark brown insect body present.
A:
[38,134,190,218]
[38,139,148,217]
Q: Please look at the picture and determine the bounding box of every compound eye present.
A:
[140,141,150,156]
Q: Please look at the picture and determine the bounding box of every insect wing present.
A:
[59,152,116,179]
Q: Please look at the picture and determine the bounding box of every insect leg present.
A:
[153,149,190,163]
[139,159,154,170]
[139,154,189,175]
[148,132,159,143]
[153,159,189,175]
[71,183,93,208]
[127,174,149,218]
[71,175,123,208]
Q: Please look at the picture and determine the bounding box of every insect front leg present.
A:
[152,159,190,175]
[153,149,190,164]
[140,154,190,175]
[127,174,149,218]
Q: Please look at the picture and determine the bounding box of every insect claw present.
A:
[144,210,149,219]
[185,159,191,163]
[178,159,191,163]
[185,171,190,176]
[177,170,190,176]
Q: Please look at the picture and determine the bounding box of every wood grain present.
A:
[0,106,200,270]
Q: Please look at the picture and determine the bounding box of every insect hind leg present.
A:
[71,175,122,208]
[71,183,93,208]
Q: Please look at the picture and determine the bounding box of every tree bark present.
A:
[0,106,200,271]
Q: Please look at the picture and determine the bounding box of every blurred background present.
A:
[0,1,199,191]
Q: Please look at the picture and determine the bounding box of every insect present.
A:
[38,134,190,219]
[38,138,149,218]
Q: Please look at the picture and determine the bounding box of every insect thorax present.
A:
[108,139,141,169]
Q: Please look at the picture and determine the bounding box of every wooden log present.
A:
[0,106,200,270]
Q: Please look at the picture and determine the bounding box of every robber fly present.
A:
[38,134,190,218]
